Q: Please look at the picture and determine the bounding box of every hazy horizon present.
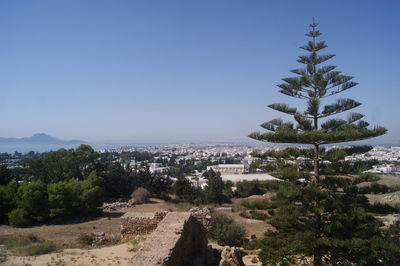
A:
[2,1,399,144]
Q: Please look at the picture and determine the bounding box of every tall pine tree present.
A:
[249,19,398,265]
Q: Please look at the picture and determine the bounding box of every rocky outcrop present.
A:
[120,211,167,242]
[129,212,208,266]
[218,246,246,266]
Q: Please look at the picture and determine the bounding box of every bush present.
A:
[75,233,95,247]
[239,210,268,221]
[8,208,30,227]
[131,187,150,204]
[235,180,280,198]
[210,212,246,246]
[360,173,381,182]
[241,199,274,210]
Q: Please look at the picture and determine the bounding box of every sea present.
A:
[0,143,134,154]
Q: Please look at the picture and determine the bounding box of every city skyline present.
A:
[1,1,399,144]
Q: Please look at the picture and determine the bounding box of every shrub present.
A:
[239,210,268,221]
[75,233,95,247]
[8,208,30,227]
[210,212,246,246]
[131,187,150,204]
[360,173,381,182]
[235,180,280,198]
[241,199,274,210]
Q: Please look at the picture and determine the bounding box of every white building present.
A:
[207,164,245,175]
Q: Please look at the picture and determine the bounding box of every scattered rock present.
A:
[93,231,106,245]
[375,214,400,228]
[219,246,246,266]
[102,201,135,211]
[215,207,233,212]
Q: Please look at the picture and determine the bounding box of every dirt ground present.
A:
[357,175,400,205]
[0,197,272,265]
[359,175,400,187]
[0,198,178,247]
[2,241,139,266]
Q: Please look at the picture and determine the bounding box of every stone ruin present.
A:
[121,207,259,266]
[129,212,209,265]
[120,211,167,242]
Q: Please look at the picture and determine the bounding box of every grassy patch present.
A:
[0,246,7,263]
[129,235,146,252]
[0,235,61,256]
[239,210,268,220]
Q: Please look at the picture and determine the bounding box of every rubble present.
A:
[102,201,135,211]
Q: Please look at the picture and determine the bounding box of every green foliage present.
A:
[210,212,246,247]
[248,20,395,265]
[235,180,280,197]
[8,208,31,227]
[0,165,12,185]
[204,170,227,204]
[173,176,197,202]
[27,145,99,183]
[100,163,172,199]
[240,198,275,210]
[239,210,268,220]
[75,233,95,247]
[47,171,104,221]
[10,181,49,226]
[5,171,104,227]
[0,182,17,223]
[360,172,381,182]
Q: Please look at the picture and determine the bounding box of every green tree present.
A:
[249,19,396,265]
[173,176,195,202]
[210,212,246,247]
[0,182,17,223]
[204,170,226,204]
[0,165,12,185]
[9,180,49,227]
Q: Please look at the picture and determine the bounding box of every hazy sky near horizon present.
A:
[1,0,400,144]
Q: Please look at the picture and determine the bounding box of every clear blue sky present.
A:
[1,0,399,144]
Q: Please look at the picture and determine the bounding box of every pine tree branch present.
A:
[268,103,297,115]
[319,98,362,118]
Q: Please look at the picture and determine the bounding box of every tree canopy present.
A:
[249,19,397,265]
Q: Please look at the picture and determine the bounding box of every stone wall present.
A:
[120,211,167,242]
[129,212,208,266]
[189,207,212,232]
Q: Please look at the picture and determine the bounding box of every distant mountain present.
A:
[0,133,85,145]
